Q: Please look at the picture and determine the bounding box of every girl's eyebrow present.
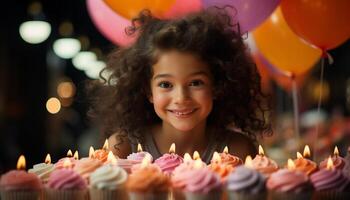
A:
[153,71,210,80]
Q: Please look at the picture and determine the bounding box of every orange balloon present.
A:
[253,7,322,75]
[104,0,176,19]
[281,0,350,50]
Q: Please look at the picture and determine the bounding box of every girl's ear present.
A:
[148,94,153,103]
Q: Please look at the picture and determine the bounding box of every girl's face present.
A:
[149,50,214,132]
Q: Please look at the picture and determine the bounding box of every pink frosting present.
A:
[310,168,350,191]
[180,168,221,194]
[319,156,346,170]
[47,169,87,190]
[266,169,312,193]
[127,152,153,162]
[154,153,183,175]
[172,160,207,189]
[73,158,103,181]
[54,157,76,169]
[117,159,140,173]
[0,170,42,190]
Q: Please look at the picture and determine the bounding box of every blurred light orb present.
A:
[46,97,61,114]
[72,51,97,70]
[85,60,106,79]
[53,38,81,59]
[19,21,51,44]
[57,81,76,98]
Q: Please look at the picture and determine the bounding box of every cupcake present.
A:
[28,159,54,184]
[292,153,318,176]
[127,145,153,163]
[310,158,350,200]
[251,154,278,177]
[45,168,88,200]
[220,147,243,167]
[182,167,222,200]
[117,159,140,173]
[208,152,235,182]
[73,157,103,182]
[226,165,266,200]
[154,153,183,176]
[343,147,350,177]
[267,167,313,200]
[0,170,42,200]
[126,164,171,200]
[319,155,346,170]
[89,164,128,200]
[54,157,76,170]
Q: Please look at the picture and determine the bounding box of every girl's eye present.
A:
[158,82,172,88]
[189,80,204,86]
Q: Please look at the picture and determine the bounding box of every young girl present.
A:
[88,8,271,163]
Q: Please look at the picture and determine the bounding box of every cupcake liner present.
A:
[228,191,267,200]
[0,189,41,200]
[184,190,222,200]
[44,188,88,200]
[89,187,128,200]
[268,191,312,200]
[312,191,350,200]
[128,191,168,200]
[172,188,185,200]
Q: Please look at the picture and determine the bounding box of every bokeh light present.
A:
[53,38,81,59]
[57,81,76,98]
[72,51,97,70]
[19,21,51,44]
[46,97,61,114]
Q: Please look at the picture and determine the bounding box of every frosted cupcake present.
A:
[73,157,103,182]
[127,163,170,200]
[227,160,266,200]
[89,164,128,200]
[267,160,313,200]
[154,143,183,176]
[127,143,153,162]
[311,157,350,200]
[45,168,87,200]
[292,152,318,176]
[319,147,346,170]
[220,146,243,167]
[251,146,279,177]
[54,157,76,170]
[208,152,234,182]
[343,147,350,177]
[28,154,54,184]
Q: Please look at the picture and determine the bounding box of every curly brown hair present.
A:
[88,7,272,144]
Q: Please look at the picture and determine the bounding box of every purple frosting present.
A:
[310,169,350,191]
[127,152,153,162]
[154,153,183,175]
[227,166,266,194]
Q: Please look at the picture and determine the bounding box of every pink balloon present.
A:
[162,0,202,19]
[86,0,135,46]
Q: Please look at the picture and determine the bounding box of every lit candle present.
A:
[319,146,346,170]
[54,150,76,169]
[127,143,153,162]
[258,145,265,156]
[94,139,110,162]
[28,154,54,183]
[251,145,279,177]
[287,159,296,171]
[217,146,242,167]
[193,151,200,160]
[303,145,311,159]
[89,146,95,159]
[73,150,79,160]
[107,151,118,166]
[326,156,334,171]
[169,143,176,154]
[244,155,253,169]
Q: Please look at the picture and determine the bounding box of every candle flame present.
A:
[258,145,265,156]
[169,143,176,154]
[303,145,311,158]
[193,158,204,169]
[287,159,296,170]
[102,139,109,150]
[334,146,339,157]
[17,155,26,170]
[89,146,95,158]
[212,152,221,163]
[141,154,152,168]
[297,152,303,159]
[223,146,229,154]
[245,155,253,168]
[45,154,51,164]
[107,151,117,165]
[73,151,79,160]
[63,158,72,168]
[184,153,192,162]
[326,156,334,170]
[67,149,73,157]
[193,151,200,160]
[137,143,143,152]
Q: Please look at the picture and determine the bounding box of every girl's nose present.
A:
[174,86,190,104]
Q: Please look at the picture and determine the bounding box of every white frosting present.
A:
[28,163,54,183]
[90,164,127,189]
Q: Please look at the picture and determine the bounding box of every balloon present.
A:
[253,7,322,75]
[202,0,280,33]
[162,0,202,19]
[86,0,135,46]
[281,0,350,50]
[104,0,176,19]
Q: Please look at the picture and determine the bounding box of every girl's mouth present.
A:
[168,109,197,118]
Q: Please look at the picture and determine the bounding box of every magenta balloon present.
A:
[162,0,202,19]
[86,0,135,46]
[203,0,280,33]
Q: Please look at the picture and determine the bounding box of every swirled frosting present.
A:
[293,158,318,176]
[126,166,170,193]
[0,170,42,190]
[90,165,127,189]
[154,153,183,175]
[266,169,312,193]
[93,150,109,163]
[343,148,350,177]
[117,159,140,173]
[28,163,54,183]
[172,160,207,189]
[127,152,153,162]
[73,158,103,181]
[54,157,76,169]
[227,166,266,194]
[219,153,243,167]
[208,163,234,182]
[251,155,278,177]
[319,156,345,170]
[47,169,87,190]
[182,168,222,194]
[310,168,350,191]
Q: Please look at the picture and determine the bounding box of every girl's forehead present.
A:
[151,50,211,78]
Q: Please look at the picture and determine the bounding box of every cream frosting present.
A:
[154,153,183,175]
[227,166,266,194]
[0,170,42,190]
[73,157,103,182]
[90,164,127,189]
[267,169,312,193]
[28,163,54,183]
[47,168,87,190]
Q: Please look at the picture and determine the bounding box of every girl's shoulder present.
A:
[222,129,258,159]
